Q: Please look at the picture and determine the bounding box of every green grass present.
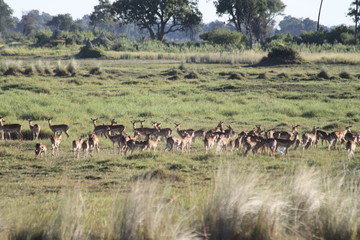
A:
[1,56,360,239]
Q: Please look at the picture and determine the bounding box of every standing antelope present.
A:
[108,119,125,136]
[204,133,219,153]
[0,117,23,140]
[89,132,100,153]
[82,139,90,158]
[346,136,358,159]
[275,133,299,155]
[124,134,150,155]
[153,122,172,140]
[131,120,159,139]
[107,131,127,154]
[48,118,69,137]
[72,137,84,159]
[50,135,62,156]
[28,120,41,140]
[179,132,195,154]
[35,143,47,158]
[91,118,109,138]
[274,125,299,140]
[328,126,352,150]
[302,127,319,150]
[147,135,161,151]
[174,123,194,138]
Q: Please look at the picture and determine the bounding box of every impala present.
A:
[153,122,172,139]
[316,130,328,146]
[274,125,299,140]
[204,132,219,153]
[147,135,161,151]
[50,135,62,156]
[174,123,194,138]
[0,117,23,140]
[124,134,149,155]
[328,126,351,150]
[28,120,40,140]
[275,133,299,155]
[91,118,109,138]
[164,136,182,152]
[82,139,90,158]
[216,134,231,153]
[107,131,127,154]
[346,136,358,159]
[131,120,159,138]
[48,118,69,137]
[179,132,194,154]
[109,119,125,135]
[302,126,319,150]
[72,137,83,159]
[89,132,100,153]
[35,143,47,158]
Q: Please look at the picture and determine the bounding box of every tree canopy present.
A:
[0,0,15,34]
[92,0,202,41]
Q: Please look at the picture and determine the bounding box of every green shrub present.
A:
[339,71,352,79]
[200,27,247,49]
[76,46,103,59]
[317,70,330,79]
[260,45,303,65]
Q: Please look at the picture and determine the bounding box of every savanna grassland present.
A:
[1,47,360,239]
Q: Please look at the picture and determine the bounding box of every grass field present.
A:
[1,49,360,239]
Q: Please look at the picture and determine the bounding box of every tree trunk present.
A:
[356,0,359,44]
[317,0,324,31]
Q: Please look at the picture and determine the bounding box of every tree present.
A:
[90,0,114,29]
[317,0,323,31]
[106,0,202,41]
[348,0,359,44]
[0,0,15,35]
[277,16,322,36]
[214,0,285,47]
[47,14,80,32]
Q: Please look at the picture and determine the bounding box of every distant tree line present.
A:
[0,0,359,49]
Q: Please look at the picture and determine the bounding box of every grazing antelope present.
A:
[91,118,109,138]
[72,137,84,159]
[35,143,47,158]
[108,119,125,136]
[48,118,69,137]
[174,123,195,138]
[274,125,299,140]
[275,133,299,155]
[346,136,358,159]
[328,126,352,150]
[28,120,40,140]
[50,135,62,156]
[193,129,205,142]
[0,117,23,140]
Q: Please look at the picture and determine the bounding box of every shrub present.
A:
[317,70,330,79]
[66,59,78,76]
[260,45,303,65]
[339,71,352,79]
[200,27,247,49]
[76,46,103,59]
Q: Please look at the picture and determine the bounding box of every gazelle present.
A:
[0,117,23,140]
[108,119,125,136]
[48,118,69,137]
[328,126,352,150]
[28,120,40,140]
[91,118,109,138]
[72,137,84,159]
[274,125,299,140]
[35,143,47,158]
[50,135,62,156]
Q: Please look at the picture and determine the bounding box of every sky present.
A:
[7,0,354,27]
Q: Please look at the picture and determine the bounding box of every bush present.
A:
[260,45,303,65]
[317,70,330,79]
[76,46,103,59]
[200,27,247,49]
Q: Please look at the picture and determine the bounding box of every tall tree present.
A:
[90,0,114,29]
[348,0,359,44]
[47,14,80,32]
[317,0,323,31]
[0,0,15,35]
[214,0,285,46]
[101,0,202,41]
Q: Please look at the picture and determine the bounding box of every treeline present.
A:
[0,0,359,51]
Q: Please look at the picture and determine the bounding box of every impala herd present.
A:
[0,117,358,159]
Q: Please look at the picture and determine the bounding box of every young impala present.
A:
[50,135,62,156]
[28,120,41,140]
[0,117,23,140]
[35,143,47,158]
[48,118,69,137]
[72,137,84,159]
